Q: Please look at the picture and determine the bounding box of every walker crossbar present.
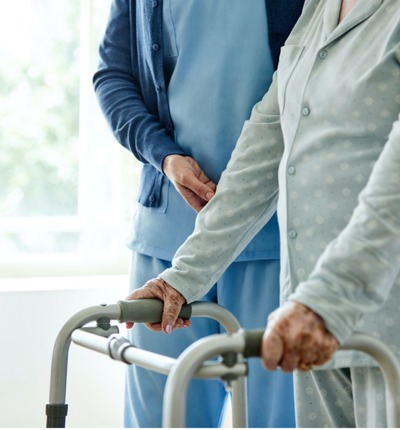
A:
[71,330,247,378]
[46,299,242,428]
[162,329,400,428]
[47,300,400,428]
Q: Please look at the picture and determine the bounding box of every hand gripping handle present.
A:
[117,298,192,324]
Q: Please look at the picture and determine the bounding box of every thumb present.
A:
[186,174,216,201]
[261,328,284,371]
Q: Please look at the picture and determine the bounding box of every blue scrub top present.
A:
[129,0,280,262]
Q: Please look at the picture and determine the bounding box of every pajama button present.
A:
[288,229,297,239]
[319,50,327,59]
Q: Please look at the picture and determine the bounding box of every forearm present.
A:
[291,116,400,343]
[94,71,183,169]
[161,87,283,301]
[93,0,186,170]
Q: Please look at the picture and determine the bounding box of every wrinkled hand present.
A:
[163,155,216,212]
[125,278,191,334]
[261,302,339,372]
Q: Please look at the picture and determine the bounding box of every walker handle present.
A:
[243,329,264,357]
[118,299,192,324]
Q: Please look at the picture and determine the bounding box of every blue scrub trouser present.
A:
[124,252,295,428]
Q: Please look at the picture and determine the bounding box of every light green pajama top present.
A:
[160,0,400,368]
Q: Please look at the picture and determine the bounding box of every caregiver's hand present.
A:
[163,154,216,212]
[261,302,339,372]
[125,278,191,333]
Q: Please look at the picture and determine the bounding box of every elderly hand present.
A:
[125,277,191,334]
[261,302,339,372]
[163,154,216,212]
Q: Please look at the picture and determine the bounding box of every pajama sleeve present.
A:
[291,115,400,343]
[160,76,284,302]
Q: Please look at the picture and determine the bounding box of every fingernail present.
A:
[165,324,173,334]
[206,192,214,200]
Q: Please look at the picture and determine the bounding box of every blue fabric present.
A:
[164,0,274,182]
[94,1,303,427]
[93,0,304,208]
[128,182,280,262]
[125,252,295,428]
[127,0,280,261]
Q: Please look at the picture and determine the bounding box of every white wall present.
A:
[0,276,128,428]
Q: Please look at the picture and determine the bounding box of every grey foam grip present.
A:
[118,299,192,323]
[243,329,264,358]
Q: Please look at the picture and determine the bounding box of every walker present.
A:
[46,299,400,428]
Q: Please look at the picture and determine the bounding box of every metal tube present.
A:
[191,302,241,334]
[48,301,242,415]
[71,329,246,378]
[48,304,121,404]
[72,329,175,374]
[340,333,400,428]
[163,333,246,428]
[230,376,248,428]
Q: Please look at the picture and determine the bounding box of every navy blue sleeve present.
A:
[93,0,186,173]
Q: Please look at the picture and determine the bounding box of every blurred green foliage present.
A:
[0,0,80,217]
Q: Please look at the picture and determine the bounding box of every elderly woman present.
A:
[127,0,400,426]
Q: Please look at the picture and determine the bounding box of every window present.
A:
[0,1,138,278]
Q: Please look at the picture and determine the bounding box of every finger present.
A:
[182,172,215,202]
[314,334,339,365]
[161,299,183,334]
[279,349,301,373]
[182,318,191,328]
[189,181,215,203]
[180,189,209,213]
[126,322,134,330]
[174,317,185,327]
[300,352,318,367]
[261,329,284,371]
[145,322,163,332]
[197,172,217,195]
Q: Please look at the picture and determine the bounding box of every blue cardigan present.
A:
[93,0,304,207]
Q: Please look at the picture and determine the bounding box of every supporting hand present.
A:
[163,155,216,212]
[261,302,339,372]
[125,278,190,333]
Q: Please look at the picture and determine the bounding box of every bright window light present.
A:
[0,1,138,278]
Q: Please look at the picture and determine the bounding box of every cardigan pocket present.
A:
[277,45,304,115]
[136,169,169,214]
[136,166,169,213]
